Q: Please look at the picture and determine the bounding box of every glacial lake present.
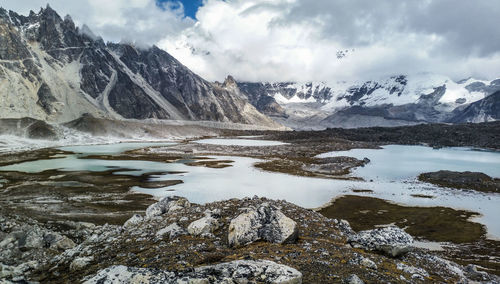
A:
[0,141,499,239]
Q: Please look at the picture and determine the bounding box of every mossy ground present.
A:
[32,198,465,283]
[318,195,500,275]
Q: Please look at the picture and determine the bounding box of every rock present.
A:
[16,228,45,251]
[336,219,354,236]
[359,257,377,270]
[123,214,143,228]
[84,260,302,284]
[187,215,220,237]
[52,235,76,250]
[193,260,302,284]
[345,274,364,284]
[348,226,413,257]
[145,196,190,218]
[228,203,298,247]
[70,256,93,271]
[0,263,13,279]
[464,264,489,280]
[83,265,175,284]
[396,262,429,278]
[156,223,185,238]
[44,233,76,251]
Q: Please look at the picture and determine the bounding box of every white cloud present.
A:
[3,0,500,83]
[159,0,500,83]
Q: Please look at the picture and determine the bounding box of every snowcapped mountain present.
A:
[0,5,279,128]
[449,91,500,123]
[237,74,500,129]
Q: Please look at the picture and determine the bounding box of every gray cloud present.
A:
[160,0,500,82]
[3,0,500,83]
[281,0,500,57]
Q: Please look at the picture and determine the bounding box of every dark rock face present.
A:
[107,71,170,119]
[0,11,31,60]
[36,83,57,114]
[0,5,277,128]
[449,91,500,123]
[465,80,500,95]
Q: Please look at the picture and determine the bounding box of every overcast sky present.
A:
[3,0,500,83]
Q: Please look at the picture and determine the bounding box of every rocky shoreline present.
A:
[1,196,498,283]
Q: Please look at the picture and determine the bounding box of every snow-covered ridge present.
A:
[266,73,498,110]
[238,73,500,129]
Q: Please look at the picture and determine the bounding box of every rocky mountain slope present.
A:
[449,90,500,123]
[0,5,279,128]
[238,74,500,129]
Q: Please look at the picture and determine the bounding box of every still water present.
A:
[1,141,499,239]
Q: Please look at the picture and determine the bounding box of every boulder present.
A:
[359,257,377,270]
[123,214,143,228]
[44,233,76,251]
[16,228,45,251]
[345,274,364,284]
[145,196,190,218]
[83,265,175,284]
[228,203,298,247]
[156,223,185,238]
[70,256,94,271]
[187,215,220,237]
[84,260,302,284]
[396,262,429,279]
[348,226,413,257]
[52,235,76,251]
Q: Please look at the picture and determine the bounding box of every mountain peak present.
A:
[222,75,237,88]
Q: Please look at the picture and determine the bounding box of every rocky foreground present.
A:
[1,196,498,283]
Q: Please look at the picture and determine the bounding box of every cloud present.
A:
[159,0,500,83]
[3,0,500,83]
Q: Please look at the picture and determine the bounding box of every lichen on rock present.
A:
[228,202,298,247]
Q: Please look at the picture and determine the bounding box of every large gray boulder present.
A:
[348,226,413,257]
[228,203,298,247]
[187,215,220,238]
[156,223,186,239]
[84,260,302,284]
[145,196,190,218]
